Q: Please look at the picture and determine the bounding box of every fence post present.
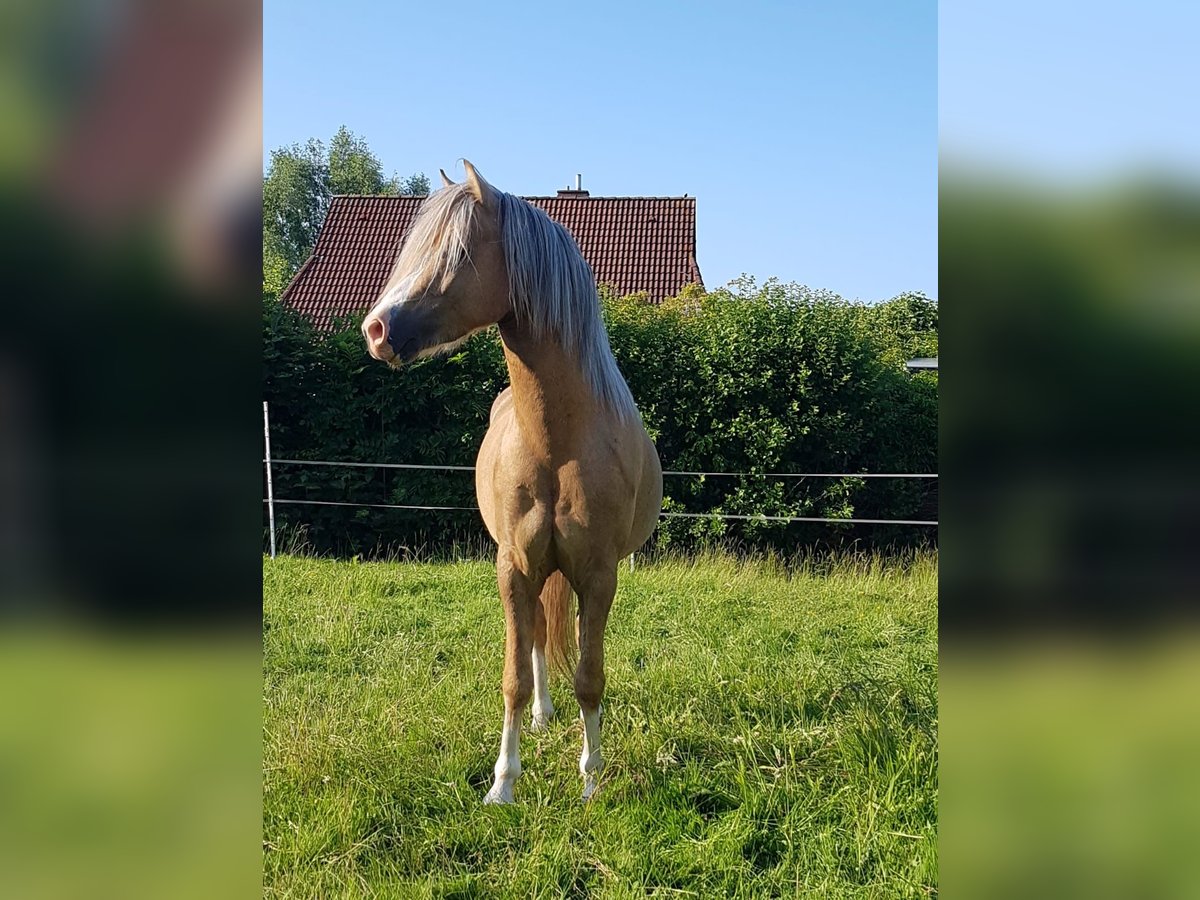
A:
[263,401,277,559]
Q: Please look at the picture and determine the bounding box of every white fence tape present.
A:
[261,405,938,531]
[263,497,938,527]
[265,458,937,480]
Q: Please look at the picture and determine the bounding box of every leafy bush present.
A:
[262,281,937,557]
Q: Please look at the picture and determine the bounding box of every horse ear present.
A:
[439,168,455,188]
[462,159,494,206]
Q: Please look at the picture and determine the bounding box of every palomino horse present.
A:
[361,161,663,803]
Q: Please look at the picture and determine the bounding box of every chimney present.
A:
[557,172,589,198]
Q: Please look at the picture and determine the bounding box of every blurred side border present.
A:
[0,2,262,898]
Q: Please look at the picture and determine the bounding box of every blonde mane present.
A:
[383,184,479,300]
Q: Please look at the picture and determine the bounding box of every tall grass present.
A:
[264,553,937,898]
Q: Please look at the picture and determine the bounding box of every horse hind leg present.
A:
[530,570,575,731]
[529,595,555,732]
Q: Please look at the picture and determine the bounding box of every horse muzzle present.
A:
[362,304,439,365]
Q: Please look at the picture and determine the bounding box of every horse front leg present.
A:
[573,566,616,801]
[483,550,539,805]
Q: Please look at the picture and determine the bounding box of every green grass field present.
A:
[263,553,938,898]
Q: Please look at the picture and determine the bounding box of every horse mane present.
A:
[384,184,479,300]
[495,191,638,422]
[387,184,639,422]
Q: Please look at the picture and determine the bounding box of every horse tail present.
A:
[540,570,577,677]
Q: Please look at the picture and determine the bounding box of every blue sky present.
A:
[265,0,936,302]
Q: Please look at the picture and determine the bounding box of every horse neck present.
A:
[498,317,598,459]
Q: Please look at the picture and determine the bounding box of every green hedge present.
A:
[263,279,937,557]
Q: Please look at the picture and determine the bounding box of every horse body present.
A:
[361,161,662,803]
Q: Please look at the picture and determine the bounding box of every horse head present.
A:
[362,160,509,366]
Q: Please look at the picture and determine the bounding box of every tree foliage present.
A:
[262,127,429,294]
[263,282,938,558]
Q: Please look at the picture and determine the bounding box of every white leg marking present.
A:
[483,705,521,804]
[530,646,555,732]
[580,703,605,801]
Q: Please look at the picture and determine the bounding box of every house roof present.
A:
[280,192,702,328]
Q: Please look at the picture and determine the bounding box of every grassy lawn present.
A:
[263,553,938,898]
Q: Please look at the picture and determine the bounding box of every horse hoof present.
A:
[529,708,554,733]
[581,777,601,802]
[483,786,514,805]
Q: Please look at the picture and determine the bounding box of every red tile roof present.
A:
[280,192,702,328]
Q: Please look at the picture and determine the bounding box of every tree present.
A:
[327,127,430,197]
[263,126,428,294]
